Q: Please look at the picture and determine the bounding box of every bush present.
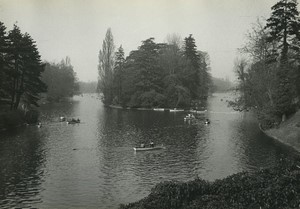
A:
[0,109,25,130]
[120,157,300,209]
[24,109,39,124]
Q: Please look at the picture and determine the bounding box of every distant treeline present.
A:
[42,57,79,102]
[97,31,212,109]
[78,81,97,93]
[211,77,234,92]
[232,0,300,129]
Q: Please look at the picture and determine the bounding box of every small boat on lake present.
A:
[59,116,66,122]
[205,119,210,125]
[153,108,165,111]
[169,108,184,112]
[184,113,195,120]
[134,145,165,151]
[37,122,42,128]
[67,118,80,124]
[190,110,207,114]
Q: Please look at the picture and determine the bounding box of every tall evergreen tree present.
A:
[112,45,125,104]
[6,25,24,109]
[184,34,200,68]
[265,0,300,121]
[265,0,300,63]
[21,33,47,107]
[183,34,200,100]
[97,28,115,104]
[0,22,9,100]
[6,25,46,109]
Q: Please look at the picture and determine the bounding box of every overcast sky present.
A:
[0,0,279,82]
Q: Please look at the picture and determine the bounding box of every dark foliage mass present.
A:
[0,22,78,128]
[120,157,300,209]
[0,22,46,111]
[97,31,212,109]
[233,0,300,129]
[41,57,79,102]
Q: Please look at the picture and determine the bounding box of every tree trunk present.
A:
[267,89,274,106]
[14,92,21,109]
[282,113,286,122]
[14,70,24,109]
[10,78,16,110]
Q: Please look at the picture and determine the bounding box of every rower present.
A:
[150,141,154,147]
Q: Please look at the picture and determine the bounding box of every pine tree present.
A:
[265,0,300,121]
[183,34,200,100]
[265,0,300,63]
[6,25,46,109]
[6,24,24,109]
[113,45,125,104]
[0,22,9,100]
[20,33,47,107]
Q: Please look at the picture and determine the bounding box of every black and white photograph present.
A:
[0,0,300,208]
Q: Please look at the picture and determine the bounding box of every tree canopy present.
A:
[233,0,300,128]
[41,57,79,102]
[0,22,46,110]
[97,31,212,109]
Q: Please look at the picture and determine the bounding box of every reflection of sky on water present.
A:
[0,93,293,208]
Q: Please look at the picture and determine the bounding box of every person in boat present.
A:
[140,143,145,148]
[60,116,66,122]
[70,118,79,123]
[150,141,154,147]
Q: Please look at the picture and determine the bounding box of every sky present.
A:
[0,0,280,82]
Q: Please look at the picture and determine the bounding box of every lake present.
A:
[0,93,292,208]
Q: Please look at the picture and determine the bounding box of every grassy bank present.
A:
[120,157,300,209]
[264,111,300,152]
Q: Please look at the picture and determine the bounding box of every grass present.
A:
[265,111,300,152]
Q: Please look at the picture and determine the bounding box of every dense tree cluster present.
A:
[211,77,234,92]
[232,0,300,128]
[0,22,46,110]
[41,57,79,102]
[97,30,211,109]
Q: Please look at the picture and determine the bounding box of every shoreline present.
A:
[120,156,300,209]
[108,104,208,113]
[259,111,300,153]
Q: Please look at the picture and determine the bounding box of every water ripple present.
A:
[0,93,293,208]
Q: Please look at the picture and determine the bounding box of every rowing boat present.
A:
[133,145,165,151]
[169,108,184,112]
[153,108,165,111]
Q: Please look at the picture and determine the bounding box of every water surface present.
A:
[0,93,292,208]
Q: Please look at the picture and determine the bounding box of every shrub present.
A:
[0,109,25,129]
[120,157,300,209]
